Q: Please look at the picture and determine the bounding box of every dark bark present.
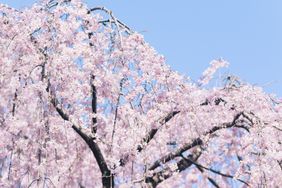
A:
[72,126,114,188]
[278,160,282,171]
[149,112,247,172]
[184,156,249,186]
[196,162,221,187]
[148,138,203,171]
[11,91,17,116]
[90,75,97,135]
[51,98,114,187]
[146,112,251,187]
[145,150,201,187]
[137,111,180,152]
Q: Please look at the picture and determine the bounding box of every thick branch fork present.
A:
[50,97,114,187]
[145,111,252,187]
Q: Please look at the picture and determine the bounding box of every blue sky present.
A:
[2,0,282,96]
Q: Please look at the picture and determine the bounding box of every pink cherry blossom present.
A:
[0,0,281,187]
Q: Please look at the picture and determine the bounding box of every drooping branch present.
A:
[46,0,71,9]
[88,7,132,34]
[111,78,125,151]
[7,140,14,180]
[88,6,131,47]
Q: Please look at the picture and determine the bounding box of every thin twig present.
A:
[110,78,125,151]
[88,6,132,35]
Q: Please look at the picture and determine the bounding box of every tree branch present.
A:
[88,7,132,34]
[278,160,282,171]
[145,149,202,187]
[111,78,125,151]
[182,155,249,186]
[50,95,114,187]
[148,112,249,171]
[90,75,97,135]
[137,111,180,152]
[273,125,282,132]
[194,164,220,188]
[11,91,17,116]
[144,112,252,187]
[148,138,202,171]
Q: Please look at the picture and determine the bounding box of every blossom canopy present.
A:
[0,0,281,187]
